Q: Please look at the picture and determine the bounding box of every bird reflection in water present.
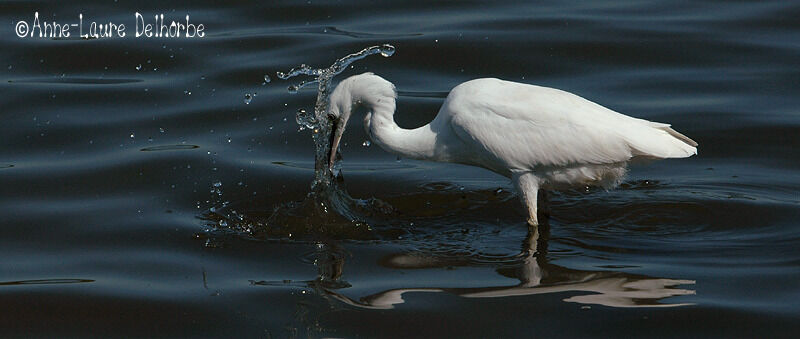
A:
[252,220,695,310]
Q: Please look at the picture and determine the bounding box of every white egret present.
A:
[328,73,697,226]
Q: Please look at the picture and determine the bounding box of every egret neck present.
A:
[328,73,441,171]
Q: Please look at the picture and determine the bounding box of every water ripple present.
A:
[0,278,94,286]
[9,78,143,85]
[140,145,200,152]
[213,25,422,39]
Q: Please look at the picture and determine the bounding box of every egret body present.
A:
[328,73,697,226]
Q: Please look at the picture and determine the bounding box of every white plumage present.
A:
[328,73,697,225]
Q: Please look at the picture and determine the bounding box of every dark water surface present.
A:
[2,0,799,337]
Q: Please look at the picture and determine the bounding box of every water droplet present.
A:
[380,44,395,57]
[263,74,271,83]
[159,127,165,133]
[213,181,222,188]
[135,64,142,71]
[244,93,252,104]
[227,137,231,143]
[200,75,206,80]
[295,108,317,130]
[7,65,11,70]
[287,85,299,94]
[130,133,135,139]
[184,90,191,95]
[362,140,371,147]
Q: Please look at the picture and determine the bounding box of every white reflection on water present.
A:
[254,225,695,310]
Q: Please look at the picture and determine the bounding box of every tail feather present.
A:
[627,122,698,159]
[658,125,698,147]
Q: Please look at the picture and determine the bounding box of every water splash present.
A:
[276,44,394,192]
[204,45,397,241]
[295,108,315,130]
[267,44,396,234]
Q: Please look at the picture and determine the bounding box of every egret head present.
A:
[327,73,396,172]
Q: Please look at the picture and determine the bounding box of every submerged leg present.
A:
[512,172,541,226]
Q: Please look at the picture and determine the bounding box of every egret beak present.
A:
[328,117,344,173]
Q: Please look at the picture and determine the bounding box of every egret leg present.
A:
[512,172,541,227]
[540,189,551,218]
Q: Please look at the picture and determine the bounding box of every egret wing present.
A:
[445,79,637,171]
